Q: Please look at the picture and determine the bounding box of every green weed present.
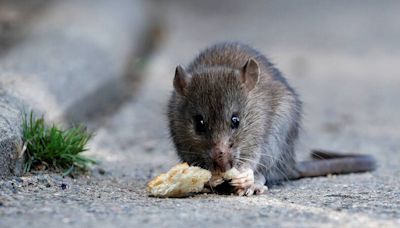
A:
[22,112,95,176]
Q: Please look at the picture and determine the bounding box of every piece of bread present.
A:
[147,163,212,198]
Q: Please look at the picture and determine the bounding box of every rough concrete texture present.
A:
[0,89,24,177]
[0,0,150,124]
[1,0,400,227]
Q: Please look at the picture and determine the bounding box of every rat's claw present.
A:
[235,188,246,196]
[245,187,254,196]
[234,183,268,196]
[249,184,268,195]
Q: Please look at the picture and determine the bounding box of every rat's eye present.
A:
[193,115,206,133]
[231,114,240,129]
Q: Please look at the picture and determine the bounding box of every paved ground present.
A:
[1,0,400,227]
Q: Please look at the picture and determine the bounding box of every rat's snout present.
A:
[210,141,233,172]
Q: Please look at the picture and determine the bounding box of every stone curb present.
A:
[0,90,24,177]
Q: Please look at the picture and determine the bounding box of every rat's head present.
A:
[168,59,260,172]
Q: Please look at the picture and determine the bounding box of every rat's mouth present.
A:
[211,160,233,172]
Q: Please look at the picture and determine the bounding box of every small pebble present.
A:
[98,168,106,175]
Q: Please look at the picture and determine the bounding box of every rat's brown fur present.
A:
[168,42,301,185]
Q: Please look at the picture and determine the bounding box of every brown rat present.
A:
[167,42,375,196]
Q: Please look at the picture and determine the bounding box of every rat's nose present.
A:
[211,144,232,172]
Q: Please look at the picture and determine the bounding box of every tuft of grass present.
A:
[22,112,96,176]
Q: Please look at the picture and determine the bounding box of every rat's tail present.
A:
[292,149,377,179]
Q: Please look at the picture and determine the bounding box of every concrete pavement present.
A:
[1,0,399,227]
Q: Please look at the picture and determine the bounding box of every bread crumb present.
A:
[147,163,211,198]
[147,164,242,198]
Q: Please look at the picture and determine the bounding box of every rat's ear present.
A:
[240,58,260,91]
[174,65,190,96]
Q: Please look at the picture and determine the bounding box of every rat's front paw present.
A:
[230,168,268,196]
[230,168,254,189]
[230,168,255,196]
